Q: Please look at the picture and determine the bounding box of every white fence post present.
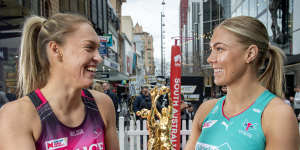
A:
[120,117,192,150]
[143,120,147,150]
[119,117,125,150]
[136,120,141,149]
[129,120,135,150]
[182,120,187,148]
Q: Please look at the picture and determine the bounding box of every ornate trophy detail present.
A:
[136,86,172,150]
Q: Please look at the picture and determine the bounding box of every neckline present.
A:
[221,90,268,121]
[35,89,88,129]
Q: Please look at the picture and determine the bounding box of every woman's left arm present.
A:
[263,98,300,150]
[91,90,120,150]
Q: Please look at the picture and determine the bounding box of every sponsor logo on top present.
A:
[202,120,218,129]
[45,137,68,150]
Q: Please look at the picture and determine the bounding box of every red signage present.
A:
[170,44,182,150]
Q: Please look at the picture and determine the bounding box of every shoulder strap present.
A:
[254,90,276,110]
[81,88,95,100]
[28,91,43,108]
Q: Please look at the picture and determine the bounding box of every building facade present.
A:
[0,0,127,94]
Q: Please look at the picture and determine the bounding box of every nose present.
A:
[207,49,216,65]
[93,51,103,64]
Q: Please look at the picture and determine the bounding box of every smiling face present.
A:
[207,27,249,86]
[55,23,102,88]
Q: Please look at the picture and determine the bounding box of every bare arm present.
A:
[263,98,300,150]
[91,90,120,150]
[0,99,38,150]
[184,99,218,150]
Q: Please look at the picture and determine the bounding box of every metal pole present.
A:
[161,12,164,76]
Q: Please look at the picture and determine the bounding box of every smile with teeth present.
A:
[86,67,97,72]
[214,68,223,73]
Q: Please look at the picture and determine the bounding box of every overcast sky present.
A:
[122,0,180,73]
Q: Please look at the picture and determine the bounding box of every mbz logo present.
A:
[45,137,68,150]
[243,120,256,131]
[202,120,217,129]
[174,54,181,67]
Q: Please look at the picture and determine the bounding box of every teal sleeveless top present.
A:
[195,90,276,150]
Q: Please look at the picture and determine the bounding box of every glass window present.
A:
[267,10,273,36]
[236,7,241,16]
[249,0,257,17]
[258,0,267,15]
[242,0,249,16]
[258,12,267,28]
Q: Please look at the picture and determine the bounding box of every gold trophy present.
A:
[136,86,172,150]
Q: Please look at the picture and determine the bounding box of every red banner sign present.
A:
[170,44,182,150]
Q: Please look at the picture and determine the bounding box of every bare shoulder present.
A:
[0,97,38,127]
[262,97,299,149]
[196,99,219,117]
[193,99,219,124]
[263,97,296,121]
[0,96,40,139]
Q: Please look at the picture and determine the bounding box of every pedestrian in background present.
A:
[5,87,17,101]
[93,82,104,93]
[0,13,119,150]
[103,82,119,116]
[0,85,9,108]
[185,16,299,150]
[294,86,300,122]
[133,86,151,120]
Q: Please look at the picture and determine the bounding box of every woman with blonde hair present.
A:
[185,16,299,150]
[0,13,119,150]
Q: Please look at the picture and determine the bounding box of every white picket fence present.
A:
[118,117,192,150]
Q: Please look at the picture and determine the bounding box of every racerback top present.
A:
[195,90,275,150]
[28,89,106,150]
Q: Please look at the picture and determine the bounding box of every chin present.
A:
[80,80,93,88]
[214,79,225,86]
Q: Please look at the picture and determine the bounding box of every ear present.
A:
[48,41,63,59]
[245,45,258,64]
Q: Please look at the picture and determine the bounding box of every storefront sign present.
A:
[103,59,120,72]
[100,74,109,78]
[99,41,108,57]
[181,85,197,94]
[170,44,181,150]
[104,34,113,47]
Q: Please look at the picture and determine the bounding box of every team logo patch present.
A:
[243,119,257,131]
[202,120,218,129]
[45,137,68,150]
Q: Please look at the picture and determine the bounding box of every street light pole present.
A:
[161,11,164,76]
[161,0,166,76]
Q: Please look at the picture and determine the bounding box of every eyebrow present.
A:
[82,40,100,48]
[209,42,228,48]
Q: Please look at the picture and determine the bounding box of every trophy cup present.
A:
[136,86,172,150]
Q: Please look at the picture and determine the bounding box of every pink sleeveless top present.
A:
[28,89,105,150]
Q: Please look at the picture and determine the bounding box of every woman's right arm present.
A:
[184,99,218,150]
[0,99,38,150]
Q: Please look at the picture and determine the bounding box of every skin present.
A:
[185,27,299,150]
[102,82,110,91]
[0,23,119,150]
[141,88,149,96]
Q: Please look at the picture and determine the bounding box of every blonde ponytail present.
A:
[258,44,285,98]
[18,16,47,97]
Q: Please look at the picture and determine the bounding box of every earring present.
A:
[56,49,63,58]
